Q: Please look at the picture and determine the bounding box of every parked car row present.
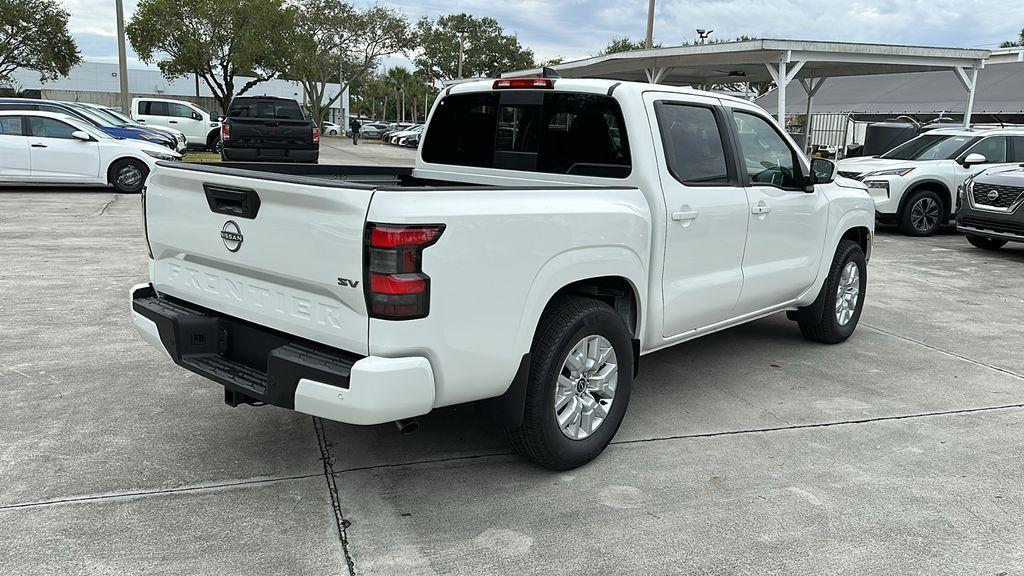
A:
[383,123,424,148]
[0,109,180,193]
[835,127,1024,239]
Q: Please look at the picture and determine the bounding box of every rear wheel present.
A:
[506,297,633,470]
[793,239,867,344]
[109,159,148,194]
[965,234,1007,251]
[899,189,944,236]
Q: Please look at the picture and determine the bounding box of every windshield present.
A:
[880,134,975,161]
[67,105,116,128]
[101,107,134,125]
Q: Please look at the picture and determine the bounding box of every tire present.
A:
[794,239,867,344]
[108,159,148,194]
[965,234,1007,251]
[506,297,634,470]
[899,189,944,236]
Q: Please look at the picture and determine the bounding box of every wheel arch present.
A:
[899,179,952,219]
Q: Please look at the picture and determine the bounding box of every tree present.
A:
[1001,28,1024,47]
[290,0,412,129]
[127,0,296,113]
[0,0,81,86]
[414,13,535,81]
[352,67,437,123]
[596,36,661,56]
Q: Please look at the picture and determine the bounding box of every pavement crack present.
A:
[0,474,321,511]
[610,402,1024,447]
[862,323,1024,381]
[93,193,121,217]
[313,417,356,576]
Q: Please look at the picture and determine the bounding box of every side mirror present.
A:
[809,157,837,187]
[961,153,986,168]
[216,115,224,122]
[71,130,93,142]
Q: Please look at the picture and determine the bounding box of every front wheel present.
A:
[506,297,634,470]
[899,189,944,236]
[965,234,1007,251]
[793,239,867,344]
[109,159,148,194]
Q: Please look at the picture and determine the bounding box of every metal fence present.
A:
[808,113,851,149]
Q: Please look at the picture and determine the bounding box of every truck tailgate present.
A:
[144,164,372,355]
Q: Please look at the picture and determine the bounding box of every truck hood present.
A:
[835,157,909,176]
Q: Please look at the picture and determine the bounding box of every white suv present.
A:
[131,97,221,151]
[836,128,1024,235]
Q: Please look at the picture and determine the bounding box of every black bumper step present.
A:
[132,285,361,409]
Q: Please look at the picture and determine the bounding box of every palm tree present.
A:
[1000,28,1024,47]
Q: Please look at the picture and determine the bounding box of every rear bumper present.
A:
[129,283,434,425]
[221,146,319,163]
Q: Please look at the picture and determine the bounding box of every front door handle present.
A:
[30,143,47,148]
[671,206,699,227]
[168,120,178,124]
[751,201,772,215]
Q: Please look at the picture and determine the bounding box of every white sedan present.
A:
[321,121,342,136]
[0,110,181,193]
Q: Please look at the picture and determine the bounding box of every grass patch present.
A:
[184,151,222,162]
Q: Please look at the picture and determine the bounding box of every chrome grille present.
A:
[972,182,1024,209]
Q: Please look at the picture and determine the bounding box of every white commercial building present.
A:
[9,61,349,125]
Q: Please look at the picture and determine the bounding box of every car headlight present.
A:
[864,167,915,177]
[863,180,890,196]
[143,149,180,161]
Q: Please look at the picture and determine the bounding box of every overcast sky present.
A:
[62,0,1024,70]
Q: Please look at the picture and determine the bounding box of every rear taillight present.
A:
[221,122,230,142]
[313,127,320,145]
[364,223,445,320]
[492,78,554,89]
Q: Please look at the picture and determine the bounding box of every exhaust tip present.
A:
[394,418,419,434]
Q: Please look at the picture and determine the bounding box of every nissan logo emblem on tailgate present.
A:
[221,220,243,252]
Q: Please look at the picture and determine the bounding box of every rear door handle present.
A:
[168,120,178,124]
[30,143,47,148]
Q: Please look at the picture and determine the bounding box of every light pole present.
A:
[644,0,656,49]
[115,0,130,113]
[457,26,469,79]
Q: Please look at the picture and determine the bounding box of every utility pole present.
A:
[115,0,130,113]
[644,0,656,49]
[457,26,469,79]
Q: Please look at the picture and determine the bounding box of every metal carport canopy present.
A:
[505,39,990,143]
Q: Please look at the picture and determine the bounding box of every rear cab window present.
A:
[228,98,305,120]
[422,90,631,178]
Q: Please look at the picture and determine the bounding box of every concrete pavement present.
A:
[1,166,1023,574]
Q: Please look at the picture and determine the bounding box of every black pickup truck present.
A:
[220,96,319,163]
[957,164,1024,250]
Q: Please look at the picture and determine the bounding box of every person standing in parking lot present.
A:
[350,118,361,145]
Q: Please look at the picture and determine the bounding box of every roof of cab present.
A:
[444,77,752,106]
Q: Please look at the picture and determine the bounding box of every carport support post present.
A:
[765,58,805,127]
[799,78,826,153]
[952,66,980,128]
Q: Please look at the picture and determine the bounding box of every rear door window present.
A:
[656,103,731,185]
[964,136,1008,163]
[422,91,631,178]
[144,101,170,116]
[0,116,24,135]
[1011,136,1024,162]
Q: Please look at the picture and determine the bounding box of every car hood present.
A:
[114,137,182,157]
[134,124,185,140]
[115,125,174,142]
[835,157,909,174]
[974,164,1024,187]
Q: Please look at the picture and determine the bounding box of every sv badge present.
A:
[337,277,360,288]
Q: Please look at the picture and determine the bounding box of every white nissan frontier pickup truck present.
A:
[130,77,874,470]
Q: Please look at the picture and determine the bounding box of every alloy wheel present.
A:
[835,261,861,326]
[554,335,618,440]
[910,197,940,232]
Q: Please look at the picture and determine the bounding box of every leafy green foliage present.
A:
[597,37,661,56]
[352,66,437,123]
[413,13,534,81]
[127,0,296,112]
[0,0,81,85]
[290,0,413,128]
[1001,28,1024,47]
